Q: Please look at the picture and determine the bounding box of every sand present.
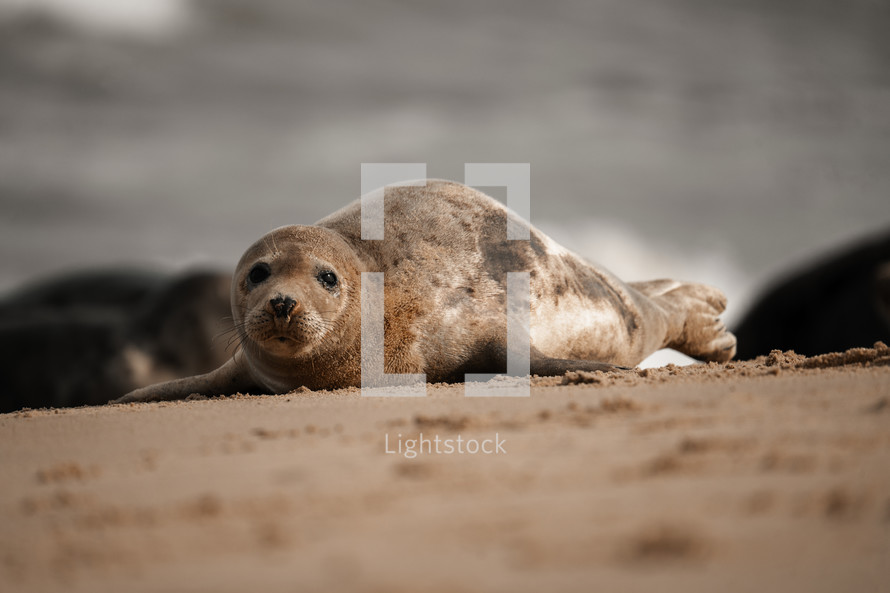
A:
[1,344,888,592]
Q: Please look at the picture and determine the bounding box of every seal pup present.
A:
[0,269,232,412]
[114,180,736,403]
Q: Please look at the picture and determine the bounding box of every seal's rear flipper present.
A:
[110,352,258,404]
[645,281,737,362]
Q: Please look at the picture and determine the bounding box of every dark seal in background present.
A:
[0,268,233,412]
[734,231,890,359]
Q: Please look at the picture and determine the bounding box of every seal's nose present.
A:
[270,296,297,319]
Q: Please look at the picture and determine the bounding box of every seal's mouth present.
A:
[254,332,317,358]
[266,335,298,344]
[243,310,329,352]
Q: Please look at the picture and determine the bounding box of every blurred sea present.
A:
[1,0,888,331]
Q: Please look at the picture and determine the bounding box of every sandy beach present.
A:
[2,344,887,592]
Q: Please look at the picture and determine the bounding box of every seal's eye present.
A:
[248,263,271,285]
[318,271,338,289]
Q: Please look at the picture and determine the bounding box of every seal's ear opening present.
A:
[247,263,271,286]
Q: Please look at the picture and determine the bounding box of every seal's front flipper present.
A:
[111,352,258,404]
[529,355,630,377]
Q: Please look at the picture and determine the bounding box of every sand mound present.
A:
[562,342,890,386]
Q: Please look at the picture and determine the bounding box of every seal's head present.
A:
[232,225,363,371]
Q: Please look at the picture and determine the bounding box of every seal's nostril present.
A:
[270,296,297,319]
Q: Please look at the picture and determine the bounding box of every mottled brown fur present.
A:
[114,180,735,403]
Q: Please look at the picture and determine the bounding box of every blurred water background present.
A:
[1,0,888,327]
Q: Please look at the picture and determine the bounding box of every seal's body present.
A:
[115,180,735,403]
